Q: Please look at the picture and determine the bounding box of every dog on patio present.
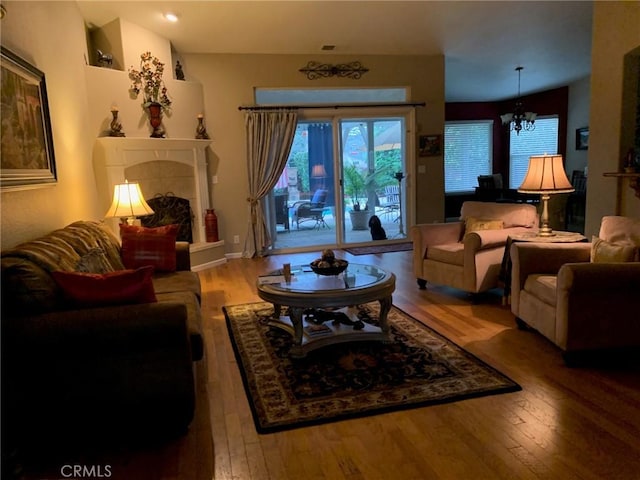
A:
[368,215,387,241]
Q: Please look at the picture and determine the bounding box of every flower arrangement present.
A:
[128,52,172,111]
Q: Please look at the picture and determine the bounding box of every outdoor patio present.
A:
[272,207,408,251]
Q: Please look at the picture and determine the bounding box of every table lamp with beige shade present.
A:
[517,154,575,237]
[105,180,154,225]
[311,164,327,189]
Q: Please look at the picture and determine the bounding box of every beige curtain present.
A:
[244,109,298,257]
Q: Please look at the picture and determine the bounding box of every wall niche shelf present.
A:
[603,172,640,198]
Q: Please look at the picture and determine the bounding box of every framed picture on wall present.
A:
[1,46,57,190]
[576,127,589,151]
[418,134,442,157]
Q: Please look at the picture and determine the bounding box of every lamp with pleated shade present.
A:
[311,164,327,178]
[105,180,154,225]
[518,154,574,237]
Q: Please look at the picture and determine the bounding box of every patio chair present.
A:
[290,189,328,229]
[380,185,400,221]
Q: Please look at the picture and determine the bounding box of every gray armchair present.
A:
[412,201,539,294]
[510,216,640,364]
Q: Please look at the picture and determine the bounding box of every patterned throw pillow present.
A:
[590,236,638,263]
[120,224,179,272]
[52,266,157,308]
[75,248,115,274]
[464,217,504,239]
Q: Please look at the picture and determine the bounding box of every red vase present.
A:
[147,102,165,138]
[205,209,219,242]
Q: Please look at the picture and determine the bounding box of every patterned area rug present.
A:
[224,302,521,433]
[343,241,413,255]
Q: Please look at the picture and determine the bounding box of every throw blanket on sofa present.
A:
[1,220,124,273]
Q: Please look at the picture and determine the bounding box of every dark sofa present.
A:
[1,220,203,448]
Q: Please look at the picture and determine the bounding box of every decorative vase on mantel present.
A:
[147,102,165,138]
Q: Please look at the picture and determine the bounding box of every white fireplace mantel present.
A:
[94,137,213,243]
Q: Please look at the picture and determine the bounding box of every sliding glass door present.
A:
[268,110,411,252]
[339,118,406,243]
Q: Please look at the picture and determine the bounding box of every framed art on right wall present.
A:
[576,127,589,151]
[418,134,442,157]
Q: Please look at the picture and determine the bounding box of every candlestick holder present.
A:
[195,116,210,139]
[109,109,125,137]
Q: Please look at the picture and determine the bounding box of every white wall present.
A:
[586,2,640,236]
[84,67,205,139]
[565,76,590,177]
[1,1,99,248]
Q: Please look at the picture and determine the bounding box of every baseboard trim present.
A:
[191,258,227,272]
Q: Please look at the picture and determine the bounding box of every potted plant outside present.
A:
[344,163,371,230]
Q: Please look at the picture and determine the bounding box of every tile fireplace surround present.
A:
[93,137,225,269]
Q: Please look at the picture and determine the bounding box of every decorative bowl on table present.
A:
[310,249,348,276]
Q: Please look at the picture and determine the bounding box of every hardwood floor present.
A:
[199,250,640,480]
[19,250,640,479]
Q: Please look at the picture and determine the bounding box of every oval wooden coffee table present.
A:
[257,263,395,358]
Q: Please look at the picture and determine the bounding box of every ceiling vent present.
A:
[321,45,336,51]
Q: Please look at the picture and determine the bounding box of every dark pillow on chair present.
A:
[120,224,179,272]
[52,266,157,308]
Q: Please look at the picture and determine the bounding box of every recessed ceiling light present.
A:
[164,12,179,22]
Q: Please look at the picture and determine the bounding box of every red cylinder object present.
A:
[205,209,219,242]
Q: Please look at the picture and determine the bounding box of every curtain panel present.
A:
[244,110,298,257]
[308,123,334,205]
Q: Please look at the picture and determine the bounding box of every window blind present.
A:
[509,116,559,189]
[444,121,493,193]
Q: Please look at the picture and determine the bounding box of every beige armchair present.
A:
[412,201,539,294]
[510,216,640,364]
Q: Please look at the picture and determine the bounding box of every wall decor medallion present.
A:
[299,61,369,80]
[1,46,57,190]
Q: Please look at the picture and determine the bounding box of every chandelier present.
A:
[500,67,536,135]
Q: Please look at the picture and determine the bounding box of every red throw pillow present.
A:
[52,266,157,308]
[120,224,179,272]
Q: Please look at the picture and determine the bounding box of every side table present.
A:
[499,230,587,304]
